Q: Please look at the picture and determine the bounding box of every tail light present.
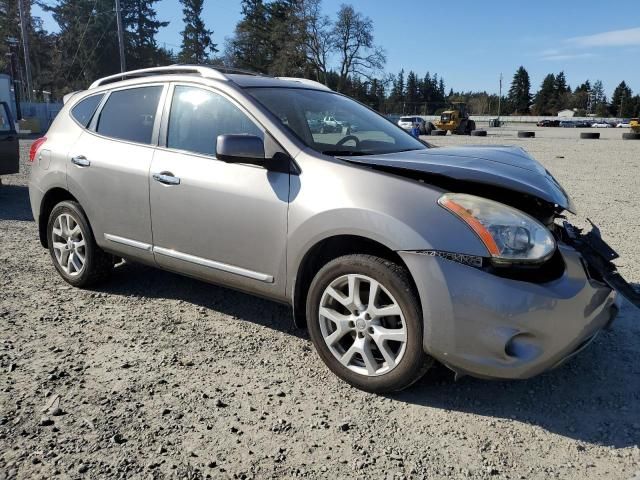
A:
[29,136,47,163]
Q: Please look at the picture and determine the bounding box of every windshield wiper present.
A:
[322,150,372,156]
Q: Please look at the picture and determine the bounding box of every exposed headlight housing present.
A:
[438,193,556,264]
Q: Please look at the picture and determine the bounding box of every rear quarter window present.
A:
[96,86,163,144]
[70,94,104,127]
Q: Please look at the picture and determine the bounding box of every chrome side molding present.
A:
[104,233,152,252]
[153,246,274,283]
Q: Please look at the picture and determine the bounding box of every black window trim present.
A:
[87,82,169,147]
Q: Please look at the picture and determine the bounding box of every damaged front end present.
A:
[560,221,640,309]
[340,145,639,310]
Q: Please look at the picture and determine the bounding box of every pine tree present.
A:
[178,0,217,64]
[534,74,556,115]
[611,81,633,117]
[122,0,169,69]
[507,66,531,114]
[405,71,419,113]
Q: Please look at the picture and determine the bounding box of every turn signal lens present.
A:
[438,193,556,263]
[29,136,47,162]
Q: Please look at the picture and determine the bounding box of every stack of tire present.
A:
[622,132,640,140]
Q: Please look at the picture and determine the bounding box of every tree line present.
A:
[2,0,638,118]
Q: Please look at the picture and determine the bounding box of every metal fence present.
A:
[19,102,63,132]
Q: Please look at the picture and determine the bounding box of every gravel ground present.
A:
[1,129,639,480]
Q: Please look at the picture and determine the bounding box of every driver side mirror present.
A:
[216,134,265,164]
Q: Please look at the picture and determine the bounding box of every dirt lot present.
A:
[1,129,639,480]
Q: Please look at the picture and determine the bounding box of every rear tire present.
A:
[467,120,476,135]
[306,254,433,393]
[47,201,113,288]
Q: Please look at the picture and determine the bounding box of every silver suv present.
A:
[29,66,636,392]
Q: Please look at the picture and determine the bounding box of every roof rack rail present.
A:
[89,65,230,89]
[275,77,332,91]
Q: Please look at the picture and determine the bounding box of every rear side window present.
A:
[96,86,162,144]
[70,94,104,127]
[167,86,262,157]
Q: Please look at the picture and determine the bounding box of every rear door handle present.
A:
[152,172,180,185]
[71,155,90,167]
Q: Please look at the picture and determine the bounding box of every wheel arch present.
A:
[38,188,79,248]
[291,234,417,328]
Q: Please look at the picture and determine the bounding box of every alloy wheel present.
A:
[319,274,407,376]
[51,213,86,277]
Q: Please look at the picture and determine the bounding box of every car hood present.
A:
[340,145,575,213]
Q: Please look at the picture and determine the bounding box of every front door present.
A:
[149,84,289,297]
[0,102,19,176]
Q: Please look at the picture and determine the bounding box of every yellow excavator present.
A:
[630,118,639,133]
[434,102,476,135]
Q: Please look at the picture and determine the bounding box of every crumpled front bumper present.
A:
[399,243,619,380]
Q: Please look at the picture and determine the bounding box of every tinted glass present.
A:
[0,105,11,132]
[70,94,104,127]
[96,86,162,144]
[167,86,262,157]
[248,88,425,156]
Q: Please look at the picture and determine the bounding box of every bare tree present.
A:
[298,0,333,84]
[332,4,385,92]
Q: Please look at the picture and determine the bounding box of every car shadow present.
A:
[93,255,639,448]
[391,297,640,448]
[92,260,305,340]
[0,184,33,221]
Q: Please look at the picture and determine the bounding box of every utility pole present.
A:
[497,73,503,120]
[17,0,33,101]
[115,0,126,73]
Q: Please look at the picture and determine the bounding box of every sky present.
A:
[33,0,640,97]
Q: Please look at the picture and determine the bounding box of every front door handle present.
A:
[152,172,181,185]
[71,155,90,167]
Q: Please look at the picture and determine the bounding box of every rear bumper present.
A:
[399,244,618,379]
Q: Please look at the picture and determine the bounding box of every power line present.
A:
[66,0,99,76]
[75,16,115,82]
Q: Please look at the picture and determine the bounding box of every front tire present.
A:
[47,201,113,287]
[306,254,432,393]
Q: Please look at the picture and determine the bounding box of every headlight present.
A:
[438,193,556,264]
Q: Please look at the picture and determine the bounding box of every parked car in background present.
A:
[592,121,613,128]
[560,121,576,128]
[321,115,345,133]
[0,101,20,179]
[28,66,637,393]
[536,119,560,127]
[616,121,631,128]
[574,120,591,128]
[397,116,429,134]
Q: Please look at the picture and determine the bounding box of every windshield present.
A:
[247,88,426,156]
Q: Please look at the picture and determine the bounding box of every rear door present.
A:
[67,84,166,263]
[0,102,19,175]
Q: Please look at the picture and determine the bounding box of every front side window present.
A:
[248,88,426,156]
[96,86,162,144]
[0,105,12,132]
[71,94,104,127]
[167,86,263,157]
